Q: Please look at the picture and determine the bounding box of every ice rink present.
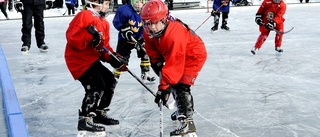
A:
[1,3,320,137]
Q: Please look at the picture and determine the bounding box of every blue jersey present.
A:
[65,0,77,5]
[112,4,144,41]
[213,0,230,12]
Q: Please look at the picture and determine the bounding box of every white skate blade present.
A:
[21,51,29,55]
[211,30,217,33]
[275,51,283,55]
[183,132,198,137]
[39,49,48,53]
[143,80,156,85]
[103,124,120,130]
[77,131,106,137]
[171,132,198,137]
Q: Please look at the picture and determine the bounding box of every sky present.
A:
[1,2,320,137]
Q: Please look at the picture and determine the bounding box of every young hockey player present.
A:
[65,0,77,16]
[65,0,127,135]
[210,0,231,31]
[14,0,49,53]
[112,0,156,83]
[140,0,207,136]
[251,0,286,55]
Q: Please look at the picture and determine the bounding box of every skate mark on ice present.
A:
[194,110,240,137]
[261,91,285,99]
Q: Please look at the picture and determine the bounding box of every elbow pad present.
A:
[151,62,164,76]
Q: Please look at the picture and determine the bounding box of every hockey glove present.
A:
[120,24,134,42]
[109,53,128,71]
[265,20,276,30]
[87,25,103,48]
[14,1,24,12]
[255,14,263,26]
[155,85,174,105]
[135,38,146,58]
[211,10,217,16]
[221,0,229,6]
[45,0,53,10]
[75,1,79,8]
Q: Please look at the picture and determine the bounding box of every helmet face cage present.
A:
[86,0,113,16]
[131,0,146,12]
[86,0,112,7]
[273,0,281,3]
[143,18,168,38]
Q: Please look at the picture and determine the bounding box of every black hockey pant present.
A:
[172,83,194,118]
[78,61,117,116]
[116,40,151,72]
[21,4,45,47]
[213,11,229,27]
[0,2,8,18]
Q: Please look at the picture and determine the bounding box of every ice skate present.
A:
[251,47,257,55]
[141,71,156,83]
[210,25,218,32]
[275,47,283,54]
[221,25,230,31]
[21,46,29,54]
[78,112,105,131]
[39,44,49,53]
[77,111,105,137]
[93,108,119,126]
[170,115,197,137]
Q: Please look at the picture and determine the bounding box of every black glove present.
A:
[221,0,229,6]
[87,25,103,48]
[45,0,53,10]
[135,38,146,58]
[265,20,276,30]
[255,13,263,26]
[75,1,79,8]
[120,24,134,42]
[14,1,24,12]
[155,85,174,105]
[211,10,217,16]
[109,53,128,71]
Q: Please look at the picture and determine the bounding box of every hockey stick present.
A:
[62,9,68,16]
[194,5,223,32]
[194,15,211,32]
[159,101,164,137]
[102,46,173,109]
[273,27,294,34]
[262,23,294,34]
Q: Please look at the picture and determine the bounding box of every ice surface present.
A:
[1,3,320,137]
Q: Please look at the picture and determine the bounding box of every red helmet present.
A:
[140,0,168,24]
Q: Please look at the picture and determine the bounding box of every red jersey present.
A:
[257,0,286,25]
[65,10,114,80]
[144,21,207,87]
